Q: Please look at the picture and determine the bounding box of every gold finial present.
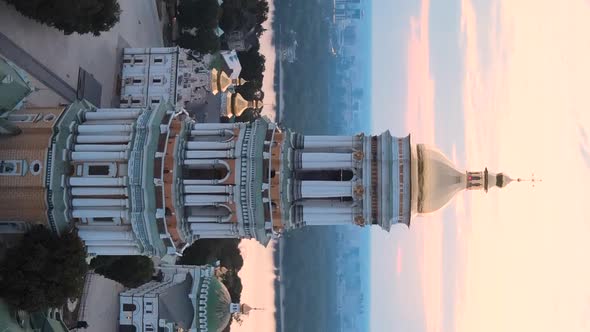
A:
[241,303,264,315]
[516,173,542,187]
[354,215,366,227]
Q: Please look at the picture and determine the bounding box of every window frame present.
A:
[83,162,117,177]
[0,160,24,176]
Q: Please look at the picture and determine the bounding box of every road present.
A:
[0,0,164,107]
[0,32,77,102]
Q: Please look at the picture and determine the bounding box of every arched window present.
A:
[118,325,137,332]
[186,205,232,220]
[183,162,230,181]
[122,303,136,312]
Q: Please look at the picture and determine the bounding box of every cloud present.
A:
[405,0,435,144]
[578,125,590,168]
[234,240,276,332]
[402,2,447,331]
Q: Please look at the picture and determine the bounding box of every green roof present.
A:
[0,57,32,115]
[0,300,68,332]
[203,277,232,332]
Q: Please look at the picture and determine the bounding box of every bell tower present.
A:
[466,169,486,190]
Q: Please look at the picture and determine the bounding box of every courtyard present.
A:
[0,0,166,107]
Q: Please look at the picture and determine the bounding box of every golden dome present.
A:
[210,69,233,95]
[232,93,250,117]
[218,71,232,93]
[224,93,234,118]
[412,144,466,214]
[211,68,219,95]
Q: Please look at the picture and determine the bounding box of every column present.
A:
[184,185,232,194]
[74,144,129,152]
[300,152,354,170]
[184,195,230,205]
[72,208,128,218]
[71,187,127,196]
[300,181,353,198]
[189,223,233,232]
[198,234,238,239]
[300,200,354,213]
[71,151,128,161]
[303,135,359,150]
[83,239,136,246]
[95,108,139,113]
[85,111,140,120]
[192,123,236,130]
[183,179,222,185]
[183,159,228,168]
[189,129,233,137]
[186,141,234,150]
[77,229,134,241]
[185,150,233,159]
[187,216,223,223]
[71,198,128,207]
[76,135,131,143]
[193,230,236,237]
[77,124,133,133]
[69,177,126,187]
[302,204,354,226]
[83,119,136,125]
[86,246,140,255]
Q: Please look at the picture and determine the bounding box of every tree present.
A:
[235,108,261,123]
[237,46,265,82]
[177,29,221,54]
[179,239,244,303]
[253,0,269,25]
[235,80,263,101]
[0,226,88,311]
[220,269,243,302]
[177,0,220,30]
[90,255,154,288]
[219,7,243,32]
[3,0,121,36]
[179,239,243,270]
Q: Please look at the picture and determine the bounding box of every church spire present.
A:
[229,303,263,316]
[466,167,515,192]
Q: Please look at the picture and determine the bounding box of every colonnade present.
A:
[300,200,355,226]
[78,225,140,255]
[67,109,141,225]
[182,123,239,238]
[295,134,365,226]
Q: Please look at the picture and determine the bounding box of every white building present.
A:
[120,48,245,110]
[119,265,255,332]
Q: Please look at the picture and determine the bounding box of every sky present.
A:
[371,0,590,331]
[235,1,278,330]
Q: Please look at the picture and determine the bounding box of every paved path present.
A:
[0,32,77,102]
[0,0,164,107]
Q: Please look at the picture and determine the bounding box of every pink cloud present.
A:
[405,0,436,144]
[234,240,276,332]
[403,1,444,331]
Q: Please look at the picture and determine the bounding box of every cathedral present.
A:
[119,264,256,332]
[0,32,530,331]
[0,97,515,257]
[0,47,519,259]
